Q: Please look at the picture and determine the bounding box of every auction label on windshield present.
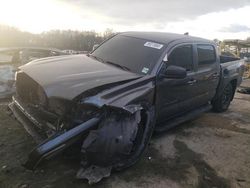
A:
[142,67,149,74]
[144,42,164,49]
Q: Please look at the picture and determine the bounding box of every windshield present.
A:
[91,35,165,75]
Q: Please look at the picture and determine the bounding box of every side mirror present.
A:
[161,65,187,79]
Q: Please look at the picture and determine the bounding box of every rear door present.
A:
[192,44,220,105]
[156,44,198,123]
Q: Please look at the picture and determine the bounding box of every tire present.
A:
[212,83,234,112]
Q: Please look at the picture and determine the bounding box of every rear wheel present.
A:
[212,83,234,112]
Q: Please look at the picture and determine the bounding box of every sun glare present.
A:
[0,0,104,33]
[0,0,250,39]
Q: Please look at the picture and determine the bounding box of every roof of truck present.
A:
[121,31,213,45]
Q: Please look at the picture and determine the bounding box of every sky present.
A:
[0,0,250,40]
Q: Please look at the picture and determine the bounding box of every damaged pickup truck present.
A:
[9,32,245,183]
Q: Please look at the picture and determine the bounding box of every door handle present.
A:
[187,79,197,85]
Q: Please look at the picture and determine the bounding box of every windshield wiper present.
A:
[105,61,131,72]
[88,54,131,72]
[88,54,105,63]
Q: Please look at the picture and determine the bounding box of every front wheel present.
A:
[212,83,234,112]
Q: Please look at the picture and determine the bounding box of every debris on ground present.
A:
[238,88,250,94]
[1,165,7,169]
[76,166,112,184]
[18,183,29,188]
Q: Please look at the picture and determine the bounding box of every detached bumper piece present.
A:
[24,117,99,170]
[9,98,100,170]
[9,99,46,143]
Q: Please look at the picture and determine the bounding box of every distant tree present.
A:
[0,24,115,51]
[103,28,116,40]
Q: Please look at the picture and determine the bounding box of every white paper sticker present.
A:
[144,42,164,49]
[142,67,149,74]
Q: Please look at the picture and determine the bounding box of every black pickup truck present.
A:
[9,32,245,183]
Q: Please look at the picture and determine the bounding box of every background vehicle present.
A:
[9,32,245,183]
[0,47,67,98]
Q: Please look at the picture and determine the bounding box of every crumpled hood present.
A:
[20,55,141,100]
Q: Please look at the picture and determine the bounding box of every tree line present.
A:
[0,25,115,51]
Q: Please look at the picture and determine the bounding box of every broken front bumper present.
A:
[9,97,100,170]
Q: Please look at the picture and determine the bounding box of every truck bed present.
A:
[213,58,245,102]
[220,55,240,64]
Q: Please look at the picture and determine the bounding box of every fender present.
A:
[82,75,156,113]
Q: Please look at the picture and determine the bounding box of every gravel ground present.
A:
[0,80,250,188]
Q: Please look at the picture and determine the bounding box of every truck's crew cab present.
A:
[9,32,245,182]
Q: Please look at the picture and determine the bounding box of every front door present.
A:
[156,44,198,124]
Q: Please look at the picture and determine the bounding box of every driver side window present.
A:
[168,45,193,71]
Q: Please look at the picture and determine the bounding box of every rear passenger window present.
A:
[197,45,216,66]
[168,45,193,71]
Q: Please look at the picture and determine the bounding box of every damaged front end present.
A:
[8,72,102,170]
[77,108,142,183]
[9,71,155,184]
[9,99,101,171]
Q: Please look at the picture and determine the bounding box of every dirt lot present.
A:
[0,81,250,188]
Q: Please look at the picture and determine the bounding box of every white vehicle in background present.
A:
[244,56,250,63]
[62,49,78,54]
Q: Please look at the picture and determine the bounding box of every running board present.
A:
[155,104,212,133]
